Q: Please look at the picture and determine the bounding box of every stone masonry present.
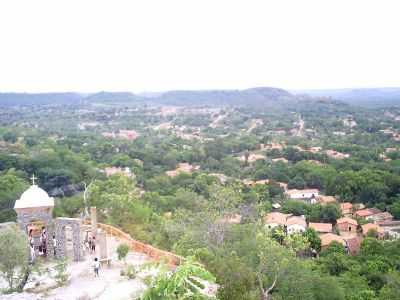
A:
[55,218,82,261]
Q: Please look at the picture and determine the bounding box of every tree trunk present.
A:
[17,267,31,292]
[258,273,277,300]
[83,181,93,218]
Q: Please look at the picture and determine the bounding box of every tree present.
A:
[117,243,130,262]
[312,275,345,300]
[0,171,29,222]
[389,199,400,220]
[284,233,310,255]
[359,238,385,257]
[271,226,286,245]
[0,226,30,291]
[256,235,294,300]
[379,272,400,300]
[142,257,218,300]
[2,131,17,143]
[304,228,321,252]
[320,204,341,223]
[288,175,306,189]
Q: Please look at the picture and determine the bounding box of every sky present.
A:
[0,0,399,93]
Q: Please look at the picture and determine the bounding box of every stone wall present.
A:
[55,218,82,261]
[15,207,54,258]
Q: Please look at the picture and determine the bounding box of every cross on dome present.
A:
[31,174,37,185]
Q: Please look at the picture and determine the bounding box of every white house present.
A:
[286,216,307,234]
[286,189,319,203]
[264,213,307,235]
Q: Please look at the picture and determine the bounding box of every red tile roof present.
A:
[320,233,346,247]
[355,208,380,217]
[340,202,353,210]
[264,212,290,226]
[309,222,332,233]
[362,223,384,235]
[286,216,307,228]
[318,196,337,205]
[337,217,358,226]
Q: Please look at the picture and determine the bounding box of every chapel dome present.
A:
[14,185,54,209]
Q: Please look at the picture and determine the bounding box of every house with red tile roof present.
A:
[264,213,307,234]
[337,217,358,234]
[340,202,353,216]
[362,223,385,239]
[166,163,200,177]
[286,216,307,234]
[264,212,291,229]
[320,233,346,251]
[354,208,381,219]
[367,212,393,223]
[317,195,337,205]
[309,222,332,233]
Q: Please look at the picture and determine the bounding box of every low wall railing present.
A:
[92,221,183,266]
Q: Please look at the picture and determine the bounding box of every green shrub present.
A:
[53,259,69,286]
[117,243,130,262]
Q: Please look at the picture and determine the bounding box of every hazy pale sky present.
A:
[0,0,399,93]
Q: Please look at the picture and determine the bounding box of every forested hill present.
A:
[0,87,295,107]
[2,87,400,107]
[0,92,83,106]
[295,87,400,107]
[148,87,295,106]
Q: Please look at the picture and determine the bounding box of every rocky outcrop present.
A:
[49,184,83,198]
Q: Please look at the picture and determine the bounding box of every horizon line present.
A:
[1,85,400,95]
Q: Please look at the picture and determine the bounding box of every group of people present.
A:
[28,228,100,277]
[84,235,96,254]
[29,227,52,262]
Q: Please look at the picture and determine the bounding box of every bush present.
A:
[117,243,130,262]
[0,226,30,292]
[121,264,137,279]
[53,259,69,286]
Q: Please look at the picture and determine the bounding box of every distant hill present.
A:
[2,87,400,107]
[151,87,295,106]
[294,88,400,106]
[0,87,295,107]
[83,91,140,103]
[0,92,83,106]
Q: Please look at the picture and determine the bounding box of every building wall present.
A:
[54,218,82,261]
[337,222,357,233]
[15,207,55,258]
[289,192,319,199]
[287,224,306,234]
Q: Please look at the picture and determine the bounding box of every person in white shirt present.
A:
[93,257,100,277]
[30,244,35,263]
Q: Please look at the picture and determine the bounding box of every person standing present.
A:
[41,227,47,257]
[30,244,36,263]
[28,229,35,261]
[93,257,100,277]
[91,236,96,254]
[52,234,57,256]
[88,237,93,253]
